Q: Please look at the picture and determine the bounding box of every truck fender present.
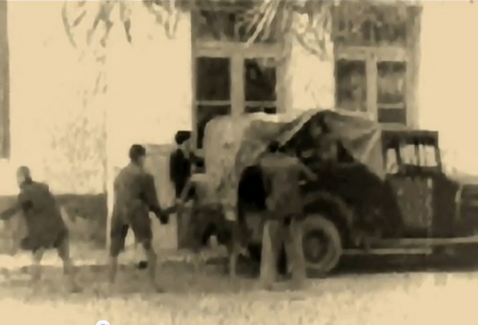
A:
[303,191,354,246]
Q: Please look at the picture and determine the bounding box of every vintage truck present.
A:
[188,108,478,275]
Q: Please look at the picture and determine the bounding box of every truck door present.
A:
[384,136,438,238]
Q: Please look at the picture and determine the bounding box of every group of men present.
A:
[168,132,319,291]
[0,143,178,293]
[0,128,323,293]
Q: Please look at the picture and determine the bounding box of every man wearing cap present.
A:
[109,144,172,292]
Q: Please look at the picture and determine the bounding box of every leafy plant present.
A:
[61,0,339,53]
[61,0,427,59]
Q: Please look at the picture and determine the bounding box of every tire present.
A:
[302,214,343,276]
[248,215,343,276]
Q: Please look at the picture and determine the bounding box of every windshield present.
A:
[385,143,439,174]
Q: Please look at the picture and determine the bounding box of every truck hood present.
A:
[447,172,478,186]
[441,172,478,208]
[453,173,478,207]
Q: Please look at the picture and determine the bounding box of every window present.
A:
[333,3,419,127]
[385,143,438,176]
[244,57,278,114]
[196,57,231,101]
[0,0,9,158]
[195,57,232,148]
[377,61,407,124]
[192,5,282,149]
[335,59,367,112]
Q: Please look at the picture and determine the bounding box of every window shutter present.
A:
[0,1,9,158]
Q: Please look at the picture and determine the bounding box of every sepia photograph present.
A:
[0,0,477,324]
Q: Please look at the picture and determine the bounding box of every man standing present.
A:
[259,141,316,290]
[109,144,171,292]
[169,131,194,202]
[0,166,80,293]
[169,131,204,248]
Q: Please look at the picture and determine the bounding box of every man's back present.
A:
[19,181,65,234]
[260,152,304,217]
[114,163,146,207]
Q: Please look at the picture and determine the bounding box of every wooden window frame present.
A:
[333,4,421,129]
[191,8,284,154]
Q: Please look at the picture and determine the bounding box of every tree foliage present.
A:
[61,0,342,54]
[61,0,425,60]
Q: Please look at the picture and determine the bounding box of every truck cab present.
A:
[382,129,478,239]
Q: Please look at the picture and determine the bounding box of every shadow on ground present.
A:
[0,259,260,300]
[2,247,478,299]
[336,247,478,276]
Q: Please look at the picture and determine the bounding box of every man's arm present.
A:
[295,158,317,181]
[142,174,170,224]
[189,151,204,167]
[0,205,19,220]
[178,178,194,205]
[0,192,32,220]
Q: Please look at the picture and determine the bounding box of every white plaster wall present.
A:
[105,5,192,168]
[0,1,193,198]
[418,2,478,176]
[0,1,107,196]
[285,13,335,112]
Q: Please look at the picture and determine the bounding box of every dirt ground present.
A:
[0,247,477,325]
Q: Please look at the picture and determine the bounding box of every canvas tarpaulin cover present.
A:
[202,109,384,209]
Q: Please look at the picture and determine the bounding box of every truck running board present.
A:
[372,236,478,247]
[344,248,433,256]
[343,236,478,255]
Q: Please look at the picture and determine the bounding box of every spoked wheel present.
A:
[302,214,343,276]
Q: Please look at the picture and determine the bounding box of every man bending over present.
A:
[0,166,80,293]
[109,144,172,292]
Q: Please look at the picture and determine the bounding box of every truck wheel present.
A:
[302,214,343,276]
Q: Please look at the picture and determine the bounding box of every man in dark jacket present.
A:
[109,144,172,292]
[0,166,80,292]
[259,141,316,290]
[169,131,194,201]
